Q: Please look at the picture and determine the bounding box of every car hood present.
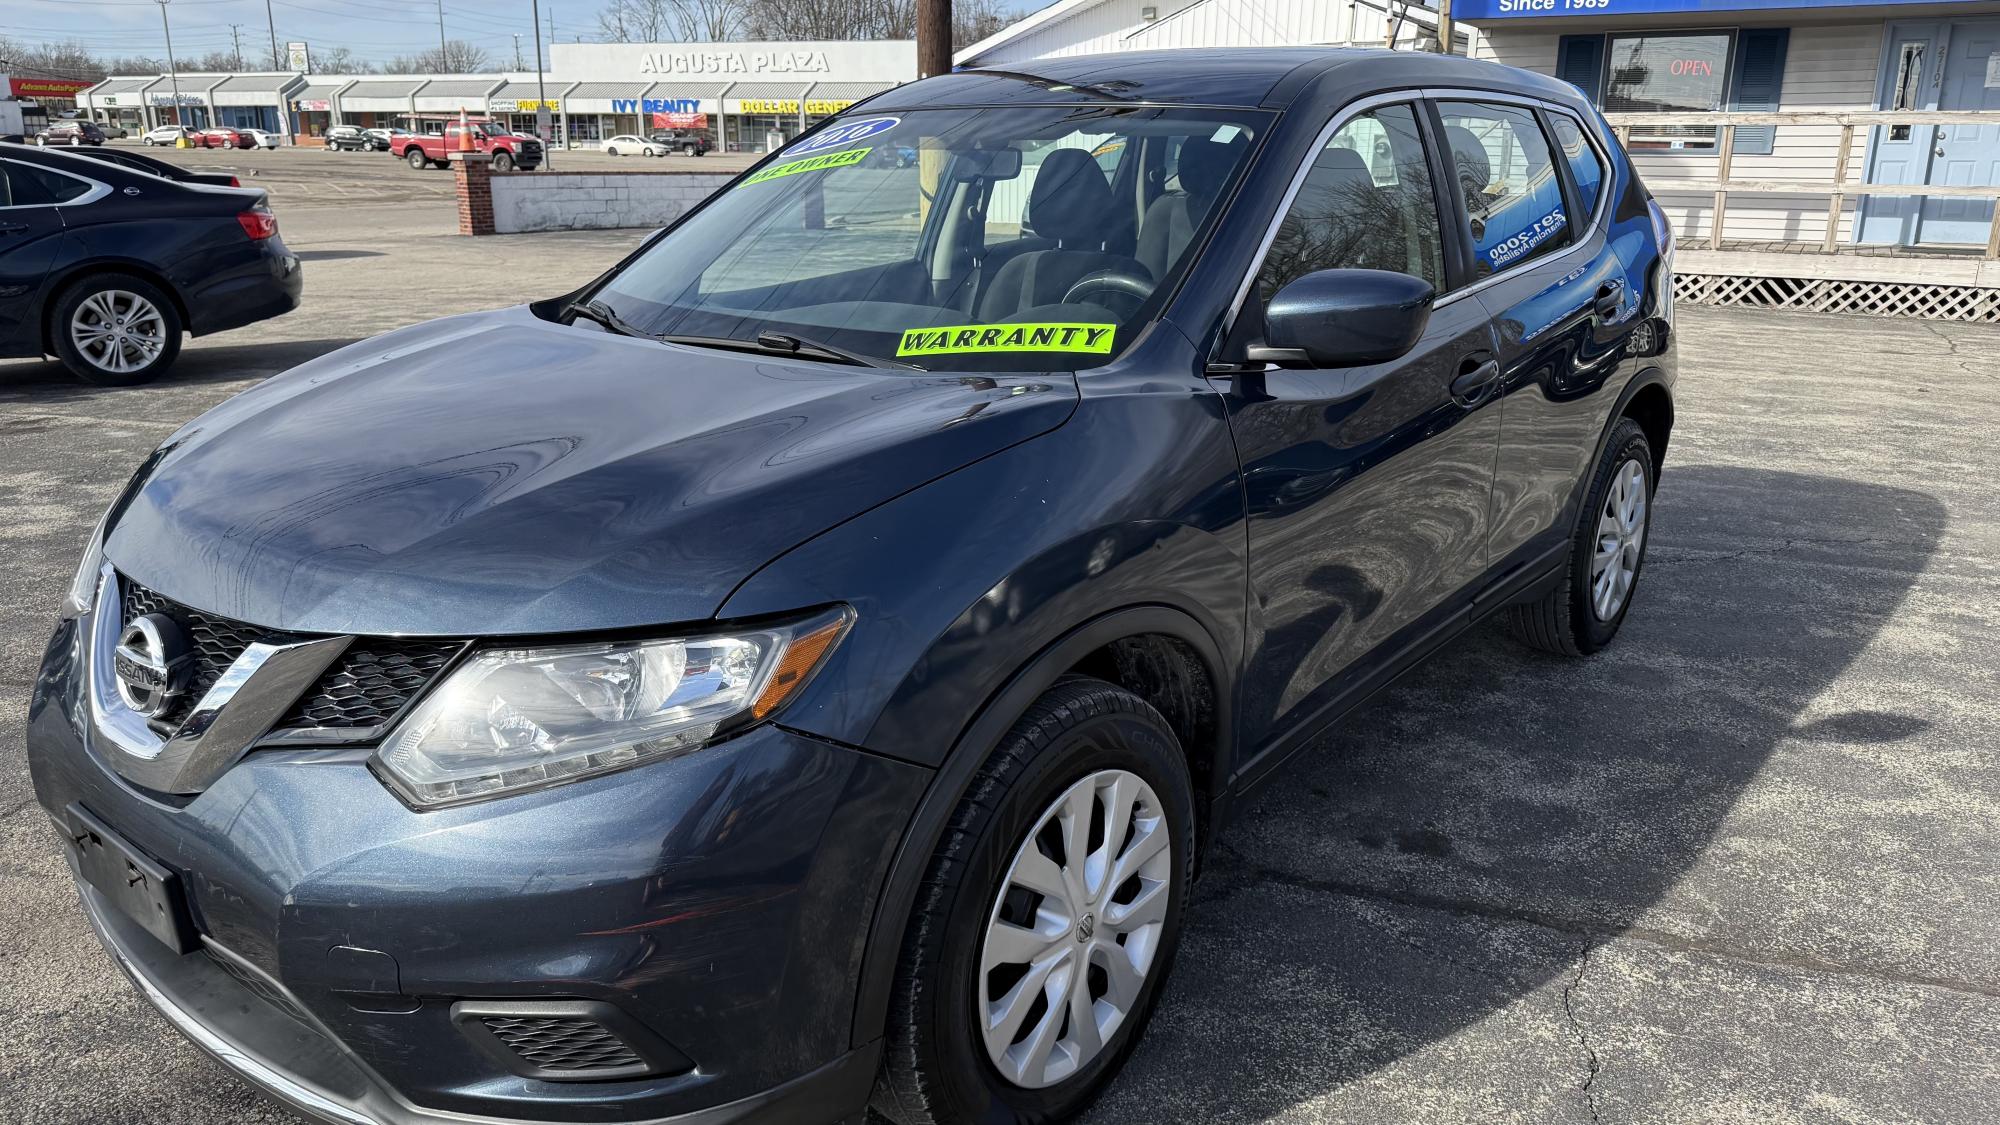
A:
[106,305,1076,636]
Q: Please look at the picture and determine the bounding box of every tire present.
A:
[492,151,515,172]
[1506,417,1655,656]
[406,147,427,170]
[606,146,620,157]
[48,274,183,387]
[35,136,46,146]
[874,677,1195,1125]
[684,145,698,157]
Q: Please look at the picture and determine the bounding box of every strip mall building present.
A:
[80,41,915,155]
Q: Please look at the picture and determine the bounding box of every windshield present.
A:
[590,105,1264,372]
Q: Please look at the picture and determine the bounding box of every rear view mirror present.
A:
[954,147,1022,180]
[1248,268,1435,368]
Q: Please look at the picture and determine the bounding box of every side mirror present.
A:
[1247,268,1436,368]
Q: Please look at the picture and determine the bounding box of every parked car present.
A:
[241,128,281,149]
[0,143,299,384]
[140,124,192,146]
[63,145,244,187]
[647,129,710,155]
[34,120,105,147]
[196,127,255,150]
[363,127,410,152]
[26,49,1672,1125]
[393,120,541,170]
[321,124,372,151]
[99,123,130,140]
[601,133,666,157]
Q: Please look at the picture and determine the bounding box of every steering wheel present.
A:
[1061,268,1155,319]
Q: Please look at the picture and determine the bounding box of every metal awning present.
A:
[212,73,299,106]
[562,82,656,113]
[339,79,424,111]
[413,78,502,111]
[725,83,814,112]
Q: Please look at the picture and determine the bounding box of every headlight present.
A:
[373,607,852,808]
[60,503,113,619]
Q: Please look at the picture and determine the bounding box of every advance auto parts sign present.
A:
[897,323,1117,358]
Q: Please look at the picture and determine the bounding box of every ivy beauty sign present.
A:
[1457,0,1957,17]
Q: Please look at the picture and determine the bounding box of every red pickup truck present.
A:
[392,121,543,172]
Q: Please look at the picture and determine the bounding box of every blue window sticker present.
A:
[787,116,901,158]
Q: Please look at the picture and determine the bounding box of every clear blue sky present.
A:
[5,0,1047,72]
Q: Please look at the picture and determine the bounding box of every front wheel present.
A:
[50,274,183,387]
[874,677,1194,1125]
[1506,417,1655,656]
[491,151,515,172]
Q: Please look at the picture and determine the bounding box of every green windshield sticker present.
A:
[743,147,872,185]
[896,322,1117,358]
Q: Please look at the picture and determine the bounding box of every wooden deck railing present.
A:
[1600,111,2000,259]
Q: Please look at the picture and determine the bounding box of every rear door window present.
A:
[1547,112,1606,227]
[1436,101,1571,278]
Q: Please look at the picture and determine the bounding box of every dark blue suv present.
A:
[28,48,1674,1125]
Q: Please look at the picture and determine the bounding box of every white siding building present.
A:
[957,0,1465,67]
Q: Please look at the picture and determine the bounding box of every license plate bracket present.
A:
[63,804,197,954]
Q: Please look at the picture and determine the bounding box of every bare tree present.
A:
[387,40,490,73]
[739,0,1010,46]
[597,0,745,42]
[673,0,746,40]
[0,36,111,81]
[314,46,373,74]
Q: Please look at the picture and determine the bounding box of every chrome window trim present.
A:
[1220,87,1621,339]
[0,159,112,210]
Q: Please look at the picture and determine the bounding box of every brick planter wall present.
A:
[486,170,735,235]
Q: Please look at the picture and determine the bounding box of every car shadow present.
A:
[0,338,359,400]
[1084,464,1947,1122]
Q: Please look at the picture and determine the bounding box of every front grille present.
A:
[118,577,458,733]
[479,1016,643,1074]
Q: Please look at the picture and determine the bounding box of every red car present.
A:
[198,127,255,150]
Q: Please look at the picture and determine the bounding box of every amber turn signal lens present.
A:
[750,612,851,720]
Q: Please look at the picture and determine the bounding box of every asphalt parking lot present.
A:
[1,155,1995,1124]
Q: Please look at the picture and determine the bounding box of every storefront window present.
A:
[1604,32,1731,151]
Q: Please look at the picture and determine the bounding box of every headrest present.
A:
[1443,125,1492,206]
[1028,148,1114,247]
[1177,137,1242,211]
[1316,145,1374,185]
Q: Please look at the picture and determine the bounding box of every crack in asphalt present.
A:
[1218,861,2000,1001]
[1917,320,1992,379]
[1561,947,1605,1125]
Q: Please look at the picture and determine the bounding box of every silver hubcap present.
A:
[71,290,166,374]
[978,769,1172,1090]
[1591,458,1648,620]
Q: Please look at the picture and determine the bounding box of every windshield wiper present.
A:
[660,331,920,371]
[565,298,658,341]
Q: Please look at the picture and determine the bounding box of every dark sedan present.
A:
[0,143,301,384]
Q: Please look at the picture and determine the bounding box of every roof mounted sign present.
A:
[1457,0,1960,17]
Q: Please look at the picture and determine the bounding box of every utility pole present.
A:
[532,0,551,168]
[1436,0,1455,55]
[229,24,244,71]
[156,0,184,130]
[436,0,448,70]
[916,0,951,79]
[265,0,280,69]
[513,34,523,72]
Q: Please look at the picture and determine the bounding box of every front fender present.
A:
[718,368,1247,771]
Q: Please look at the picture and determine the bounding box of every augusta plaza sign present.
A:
[551,39,917,85]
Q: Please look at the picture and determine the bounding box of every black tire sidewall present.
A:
[50,274,183,386]
[1569,421,1654,650]
[896,682,1196,1124]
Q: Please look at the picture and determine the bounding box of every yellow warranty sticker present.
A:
[743,147,872,185]
[896,322,1117,358]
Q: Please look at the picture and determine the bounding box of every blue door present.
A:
[1919,20,2000,245]
[1857,24,1942,245]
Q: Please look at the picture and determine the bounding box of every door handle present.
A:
[1450,359,1500,406]
[0,222,28,234]
[1593,282,1623,320]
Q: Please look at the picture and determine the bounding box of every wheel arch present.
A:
[847,602,1234,1051]
[1620,377,1674,484]
[39,261,191,355]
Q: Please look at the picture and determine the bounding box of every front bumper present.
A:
[28,613,926,1123]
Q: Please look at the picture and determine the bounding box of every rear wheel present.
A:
[684,144,699,157]
[50,274,183,387]
[874,677,1194,1125]
[1506,418,1655,656]
[406,147,427,170]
